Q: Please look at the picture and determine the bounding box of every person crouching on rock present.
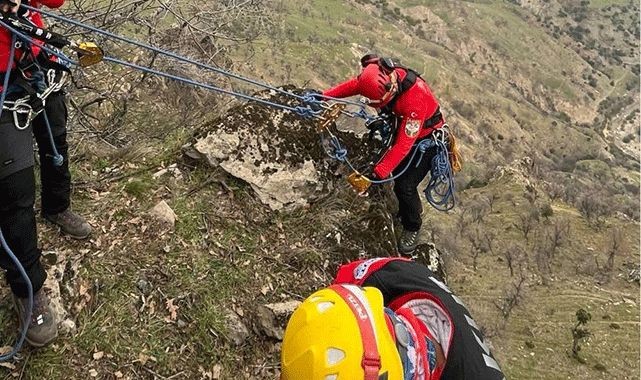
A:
[280,258,505,380]
[320,54,447,255]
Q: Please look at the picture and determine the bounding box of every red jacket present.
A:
[334,258,505,380]
[0,0,65,72]
[323,68,445,179]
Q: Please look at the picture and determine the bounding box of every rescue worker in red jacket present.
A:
[281,258,505,380]
[1,0,92,239]
[322,54,446,254]
[0,0,67,347]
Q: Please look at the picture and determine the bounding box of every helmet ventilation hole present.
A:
[326,348,345,366]
[316,301,334,313]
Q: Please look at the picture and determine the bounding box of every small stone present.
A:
[255,305,284,340]
[264,301,301,316]
[89,369,98,377]
[114,371,123,378]
[223,309,249,346]
[93,351,104,360]
[59,318,76,334]
[152,168,168,179]
[136,279,152,295]
[609,323,621,330]
[149,200,177,227]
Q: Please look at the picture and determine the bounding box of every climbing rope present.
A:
[0,229,32,362]
[21,3,374,119]
[5,7,456,208]
[0,30,34,362]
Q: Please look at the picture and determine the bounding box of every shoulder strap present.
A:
[381,68,419,114]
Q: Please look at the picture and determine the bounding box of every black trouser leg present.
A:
[393,144,437,232]
[0,168,47,298]
[32,91,71,215]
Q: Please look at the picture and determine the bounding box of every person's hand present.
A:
[1,0,21,14]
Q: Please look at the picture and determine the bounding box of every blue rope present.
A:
[21,5,378,122]
[41,111,64,166]
[0,21,322,119]
[102,56,320,117]
[0,36,33,361]
[0,229,32,361]
[21,4,310,101]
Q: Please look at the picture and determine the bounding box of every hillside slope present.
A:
[0,0,637,379]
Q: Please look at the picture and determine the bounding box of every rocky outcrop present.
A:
[183,87,379,211]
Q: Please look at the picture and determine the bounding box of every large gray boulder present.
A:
[183,87,376,211]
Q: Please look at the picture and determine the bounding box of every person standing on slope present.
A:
[23,0,93,239]
[0,0,60,347]
[280,257,505,380]
[320,54,448,255]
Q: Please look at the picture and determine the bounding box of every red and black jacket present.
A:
[323,68,445,179]
[334,258,505,380]
[0,0,65,72]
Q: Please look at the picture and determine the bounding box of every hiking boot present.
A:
[398,229,420,255]
[13,289,58,347]
[43,208,92,239]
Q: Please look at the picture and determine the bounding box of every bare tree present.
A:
[503,244,525,277]
[605,228,624,272]
[546,218,570,258]
[544,182,565,201]
[469,197,490,224]
[455,209,469,237]
[466,226,493,270]
[577,194,609,227]
[61,0,274,145]
[494,273,527,321]
[534,240,551,285]
[514,209,539,243]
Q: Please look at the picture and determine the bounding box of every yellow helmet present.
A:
[281,284,403,380]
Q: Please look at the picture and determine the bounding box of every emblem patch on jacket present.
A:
[405,119,421,138]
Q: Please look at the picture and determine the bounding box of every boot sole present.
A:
[25,331,59,348]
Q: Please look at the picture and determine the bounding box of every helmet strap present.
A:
[329,285,382,380]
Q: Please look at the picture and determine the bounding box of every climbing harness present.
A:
[0,17,93,167]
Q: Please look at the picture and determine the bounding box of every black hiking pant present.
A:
[393,141,438,232]
[0,167,47,298]
[32,90,71,215]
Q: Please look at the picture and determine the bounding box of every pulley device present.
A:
[0,11,103,67]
